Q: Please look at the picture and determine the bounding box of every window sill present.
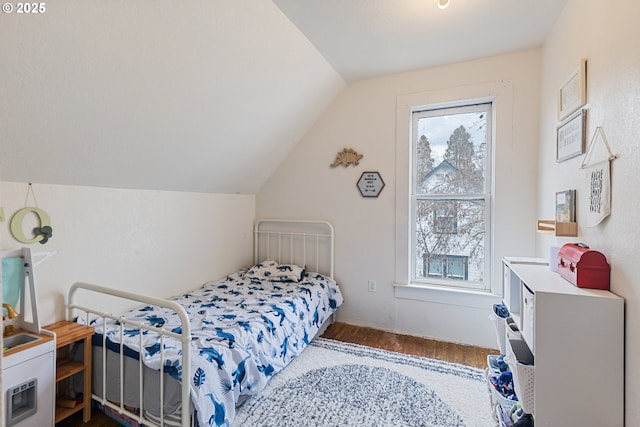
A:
[393,282,500,309]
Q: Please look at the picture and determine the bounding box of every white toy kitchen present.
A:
[2,248,56,427]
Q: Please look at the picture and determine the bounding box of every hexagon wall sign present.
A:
[357,171,385,198]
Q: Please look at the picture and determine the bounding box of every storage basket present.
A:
[495,404,514,427]
[505,338,535,415]
[490,304,511,354]
[505,318,521,340]
[485,369,518,412]
[101,405,142,427]
[489,313,506,354]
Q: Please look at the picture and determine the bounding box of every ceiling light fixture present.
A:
[438,0,450,9]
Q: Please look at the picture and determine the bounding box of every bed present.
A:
[67,219,343,427]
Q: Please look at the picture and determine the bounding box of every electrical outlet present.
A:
[368,280,376,292]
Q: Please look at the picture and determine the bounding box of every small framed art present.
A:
[557,109,587,162]
[555,189,576,222]
[558,58,587,120]
[357,171,385,197]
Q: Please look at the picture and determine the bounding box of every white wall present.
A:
[257,49,542,348]
[0,182,255,325]
[536,1,640,424]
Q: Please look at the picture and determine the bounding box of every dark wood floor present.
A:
[58,322,495,426]
[322,322,494,369]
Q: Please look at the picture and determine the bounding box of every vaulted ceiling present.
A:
[275,0,566,82]
[0,0,566,194]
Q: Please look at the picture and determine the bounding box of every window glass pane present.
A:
[433,203,457,234]
[427,256,443,277]
[415,199,485,284]
[412,102,490,290]
[416,111,487,195]
[447,256,467,279]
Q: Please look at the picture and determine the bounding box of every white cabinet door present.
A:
[3,350,55,427]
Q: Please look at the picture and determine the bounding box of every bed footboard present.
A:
[68,282,192,427]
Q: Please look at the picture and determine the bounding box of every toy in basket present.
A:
[496,404,535,427]
[486,367,518,412]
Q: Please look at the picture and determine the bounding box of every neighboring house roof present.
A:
[421,160,458,187]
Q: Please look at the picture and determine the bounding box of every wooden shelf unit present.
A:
[45,320,95,424]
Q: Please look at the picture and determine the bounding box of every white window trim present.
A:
[411,102,492,291]
[395,80,513,302]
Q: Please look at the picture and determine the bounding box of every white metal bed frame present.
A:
[67,219,335,427]
[253,219,334,278]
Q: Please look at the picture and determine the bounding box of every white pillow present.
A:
[245,260,279,279]
[270,264,305,282]
[245,260,305,282]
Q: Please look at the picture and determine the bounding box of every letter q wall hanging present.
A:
[10,183,54,244]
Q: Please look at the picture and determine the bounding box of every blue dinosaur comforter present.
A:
[91,269,343,427]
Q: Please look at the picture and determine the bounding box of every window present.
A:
[426,254,469,280]
[433,203,458,234]
[411,102,492,290]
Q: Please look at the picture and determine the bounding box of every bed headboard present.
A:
[254,219,334,278]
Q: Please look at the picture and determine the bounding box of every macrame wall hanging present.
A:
[580,127,619,227]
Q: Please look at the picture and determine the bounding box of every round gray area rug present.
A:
[234,364,466,427]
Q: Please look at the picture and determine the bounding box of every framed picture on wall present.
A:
[357,171,385,197]
[557,109,587,162]
[558,58,587,120]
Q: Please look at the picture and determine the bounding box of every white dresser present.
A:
[501,257,624,427]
